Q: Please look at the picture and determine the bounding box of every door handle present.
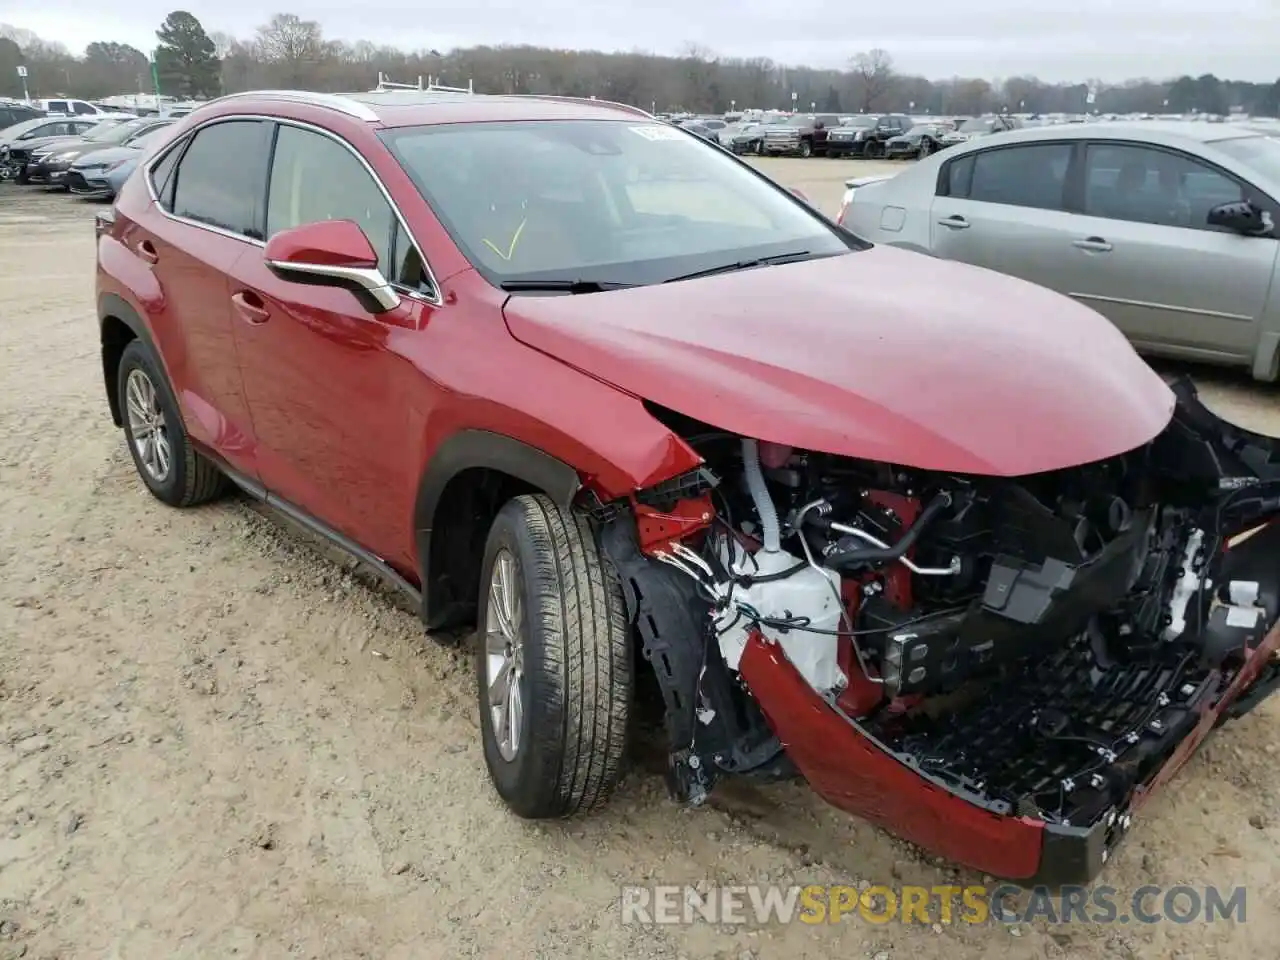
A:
[231,290,271,325]
[136,240,158,264]
[1072,236,1113,252]
[937,215,969,229]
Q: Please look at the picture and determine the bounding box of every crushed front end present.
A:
[597,379,1280,883]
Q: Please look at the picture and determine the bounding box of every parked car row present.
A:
[677,112,1025,161]
[0,114,174,199]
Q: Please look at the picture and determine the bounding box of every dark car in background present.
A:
[720,120,776,155]
[26,116,174,189]
[0,100,44,129]
[762,114,841,157]
[824,114,913,158]
[0,116,99,180]
[677,117,727,143]
[67,125,173,200]
[937,114,1022,148]
[884,122,951,159]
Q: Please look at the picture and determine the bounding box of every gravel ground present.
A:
[1,162,1278,960]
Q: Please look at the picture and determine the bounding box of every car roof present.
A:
[202,89,654,129]
[958,120,1272,150]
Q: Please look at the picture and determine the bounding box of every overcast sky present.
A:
[7,1,1280,83]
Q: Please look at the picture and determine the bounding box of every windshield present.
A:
[129,126,169,149]
[88,119,153,144]
[1214,135,1280,184]
[957,119,991,133]
[844,116,878,128]
[82,120,126,141]
[380,119,852,286]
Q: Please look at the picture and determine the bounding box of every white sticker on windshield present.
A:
[630,124,685,142]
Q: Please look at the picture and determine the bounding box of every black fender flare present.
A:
[413,429,582,628]
[98,292,157,427]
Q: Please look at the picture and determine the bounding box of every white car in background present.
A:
[33,98,134,120]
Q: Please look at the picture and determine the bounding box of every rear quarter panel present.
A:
[845,166,938,255]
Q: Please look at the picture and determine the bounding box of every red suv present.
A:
[98,89,1280,885]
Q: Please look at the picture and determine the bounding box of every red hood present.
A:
[501,245,1176,476]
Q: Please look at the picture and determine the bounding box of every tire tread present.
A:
[517,493,630,816]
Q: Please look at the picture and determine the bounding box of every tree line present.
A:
[2,11,1279,118]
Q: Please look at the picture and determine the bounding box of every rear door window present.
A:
[149,138,186,209]
[966,143,1072,210]
[170,120,272,239]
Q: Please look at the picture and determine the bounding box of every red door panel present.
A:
[227,254,435,572]
[137,214,261,480]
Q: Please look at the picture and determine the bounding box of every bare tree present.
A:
[208,31,235,60]
[850,48,896,112]
[254,13,325,86]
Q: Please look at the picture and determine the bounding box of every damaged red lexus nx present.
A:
[97,89,1280,885]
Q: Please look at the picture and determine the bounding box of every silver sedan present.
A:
[842,122,1280,381]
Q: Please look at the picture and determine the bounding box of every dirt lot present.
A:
[1,158,1279,960]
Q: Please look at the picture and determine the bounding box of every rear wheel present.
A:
[117,340,226,507]
[476,493,632,819]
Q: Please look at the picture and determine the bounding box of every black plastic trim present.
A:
[97,292,157,427]
[413,429,581,627]
[1025,815,1113,888]
[216,457,423,607]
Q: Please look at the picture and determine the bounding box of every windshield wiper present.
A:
[662,250,816,284]
[499,279,635,294]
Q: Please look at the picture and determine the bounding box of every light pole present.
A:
[730,99,736,112]
[150,50,162,105]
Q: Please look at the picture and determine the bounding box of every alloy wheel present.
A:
[485,548,525,762]
[125,368,171,483]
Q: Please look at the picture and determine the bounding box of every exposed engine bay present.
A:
[596,378,1280,849]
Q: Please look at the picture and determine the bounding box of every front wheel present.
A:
[799,139,812,158]
[918,140,934,159]
[117,340,226,507]
[477,493,632,819]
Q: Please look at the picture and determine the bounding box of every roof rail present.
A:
[199,89,379,122]
[512,94,652,119]
[425,81,475,94]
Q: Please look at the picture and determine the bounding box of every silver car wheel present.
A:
[125,368,171,483]
[485,548,525,762]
